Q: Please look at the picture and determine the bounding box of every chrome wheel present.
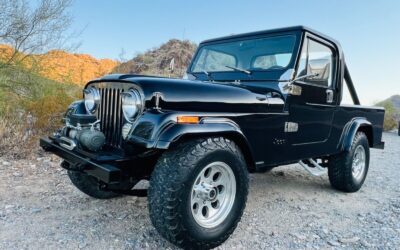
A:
[352,145,366,181]
[191,161,236,228]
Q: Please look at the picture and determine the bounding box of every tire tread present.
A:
[148,137,248,249]
[328,132,369,192]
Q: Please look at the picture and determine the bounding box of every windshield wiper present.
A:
[203,70,213,81]
[225,65,251,75]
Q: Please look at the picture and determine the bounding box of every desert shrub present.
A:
[0,115,33,158]
[379,101,398,131]
[26,89,76,134]
[0,66,81,159]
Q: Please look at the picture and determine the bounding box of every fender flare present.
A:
[155,118,256,171]
[338,117,372,152]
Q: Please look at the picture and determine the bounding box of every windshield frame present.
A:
[187,30,302,81]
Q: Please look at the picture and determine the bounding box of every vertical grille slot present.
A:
[98,87,123,148]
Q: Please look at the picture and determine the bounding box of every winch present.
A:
[58,112,105,152]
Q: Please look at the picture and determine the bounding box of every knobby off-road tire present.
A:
[328,132,370,192]
[148,137,249,249]
[68,170,137,199]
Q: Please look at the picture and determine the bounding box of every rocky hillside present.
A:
[113,39,197,77]
[378,95,400,110]
[0,44,118,85]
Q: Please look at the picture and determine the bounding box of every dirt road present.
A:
[0,132,399,249]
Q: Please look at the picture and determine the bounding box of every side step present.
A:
[299,158,326,176]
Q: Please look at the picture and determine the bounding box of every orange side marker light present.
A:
[177,116,200,124]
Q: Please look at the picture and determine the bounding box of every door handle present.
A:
[326,89,334,103]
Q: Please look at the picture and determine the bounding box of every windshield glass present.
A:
[190,35,296,73]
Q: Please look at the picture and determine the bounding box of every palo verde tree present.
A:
[0,0,75,69]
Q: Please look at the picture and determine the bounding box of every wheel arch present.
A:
[155,120,256,172]
[338,118,373,151]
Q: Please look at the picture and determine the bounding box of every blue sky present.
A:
[69,0,400,104]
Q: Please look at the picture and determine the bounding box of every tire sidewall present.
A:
[349,134,370,187]
[180,148,248,242]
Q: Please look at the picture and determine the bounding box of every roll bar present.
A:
[344,64,360,105]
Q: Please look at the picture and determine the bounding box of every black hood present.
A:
[87,74,277,113]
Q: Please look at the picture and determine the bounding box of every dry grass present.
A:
[0,66,81,159]
[0,116,35,159]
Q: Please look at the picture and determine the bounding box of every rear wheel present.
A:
[148,137,249,249]
[328,132,370,192]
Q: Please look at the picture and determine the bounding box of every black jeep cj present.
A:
[41,26,385,249]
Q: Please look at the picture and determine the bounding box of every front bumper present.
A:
[40,137,122,183]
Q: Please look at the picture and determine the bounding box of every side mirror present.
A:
[282,73,319,96]
[307,58,330,83]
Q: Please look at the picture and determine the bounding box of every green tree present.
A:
[381,101,398,131]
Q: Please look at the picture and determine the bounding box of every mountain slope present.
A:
[113,39,197,77]
[0,44,118,85]
[377,95,400,110]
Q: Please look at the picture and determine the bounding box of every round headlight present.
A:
[84,87,100,113]
[121,89,142,122]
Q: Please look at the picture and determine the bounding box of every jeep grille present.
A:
[97,87,124,148]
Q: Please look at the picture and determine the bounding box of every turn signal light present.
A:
[177,116,200,124]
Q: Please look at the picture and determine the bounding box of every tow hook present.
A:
[59,136,77,150]
[60,161,85,171]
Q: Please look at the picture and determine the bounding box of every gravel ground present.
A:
[0,132,399,249]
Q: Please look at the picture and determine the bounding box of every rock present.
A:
[312,234,320,239]
[360,240,373,248]
[327,240,340,246]
[117,213,128,220]
[31,208,42,214]
[127,197,137,204]
[5,205,15,210]
[12,172,23,177]
[339,237,360,244]
[291,233,307,240]
[78,242,87,249]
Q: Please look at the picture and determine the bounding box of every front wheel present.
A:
[148,137,249,249]
[328,132,370,192]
